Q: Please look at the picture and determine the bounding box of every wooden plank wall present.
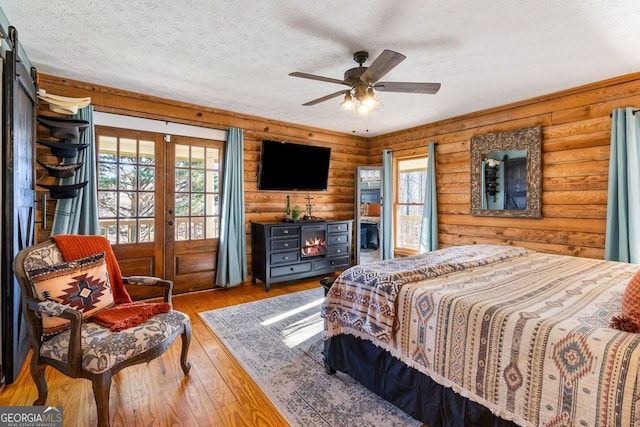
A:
[369,72,640,259]
[37,71,640,265]
[35,74,368,273]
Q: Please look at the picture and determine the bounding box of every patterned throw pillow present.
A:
[611,269,640,332]
[26,252,115,336]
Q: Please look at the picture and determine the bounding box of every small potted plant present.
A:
[291,206,302,221]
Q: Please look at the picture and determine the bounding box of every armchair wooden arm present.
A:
[123,276,173,304]
[25,297,84,374]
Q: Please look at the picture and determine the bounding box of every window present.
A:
[395,156,428,253]
[173,143,221,241]
[97,132,156,244]
[96,125,224,247]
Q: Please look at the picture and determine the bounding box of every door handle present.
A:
[168,220,174,226]
[168,209,174,215]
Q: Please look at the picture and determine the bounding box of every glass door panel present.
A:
[95,126,224,296]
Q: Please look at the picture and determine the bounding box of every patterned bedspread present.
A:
[322,244,530,343]
[321,245,640,427]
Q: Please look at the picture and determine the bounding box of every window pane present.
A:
[139,140,155,165]
[206,148,220,170]
[191,218,204,240]
[205,217,216,239]
[119,221,136,244]
[191,194,204,215]
[139,167,155,190]
[139,220,154,242]
[191,146,205,168]
[398,171,426,204]
[119,138,137,164]
[205,194,216,215]
[212,195,220,215]
[119,192,137,217]
[175,168,189,192]
[106,224,117,244]
[175,219,188,241]
[395,205,423,250]
[206,171,215,192]
[175,144,190,168]
[98,136,117,162]
[212,171,220,192]
[98,163,117,190]
[138,192,155,217]
[119,165,137,190]
[191,170,204,192]
[99,192,117,217]
[175,194,189,216]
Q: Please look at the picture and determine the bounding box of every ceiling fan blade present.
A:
[360,49,406,83]
[374,82,441,94]
[289,72,350,86]
[302,90,347,106]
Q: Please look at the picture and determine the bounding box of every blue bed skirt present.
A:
[323,334,518,427]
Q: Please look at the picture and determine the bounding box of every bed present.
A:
[321,245,640,427]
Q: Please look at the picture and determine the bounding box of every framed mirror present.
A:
[355,166,383,264]
[470,126,542,218]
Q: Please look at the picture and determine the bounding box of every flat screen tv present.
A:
[258,140,331,191]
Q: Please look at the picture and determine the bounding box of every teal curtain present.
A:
[418,142,438,253]
[605,108,640,263]
[50,105,99,235]
[216,128,248,287]
[381,149,394,260]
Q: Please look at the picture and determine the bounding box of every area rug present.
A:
[199,288,421,427]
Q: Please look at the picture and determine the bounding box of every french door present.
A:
[96,127,223,298]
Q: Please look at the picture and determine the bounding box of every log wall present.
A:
[37,71,640,264]
[35,74,368,272]
[369,72,640,259]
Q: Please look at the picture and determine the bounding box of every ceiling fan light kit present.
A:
[290,49,441,116]
[341,91,354,110]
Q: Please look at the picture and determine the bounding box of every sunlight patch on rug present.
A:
[260,296,324,325]
[280,311,323,349]
[199,288,420,427]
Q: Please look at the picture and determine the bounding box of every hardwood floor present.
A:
[0,278,319,426]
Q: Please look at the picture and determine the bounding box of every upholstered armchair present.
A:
[13,236,191,427]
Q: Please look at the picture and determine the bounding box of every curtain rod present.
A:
[609,109,639,117]
[384,142,437,154]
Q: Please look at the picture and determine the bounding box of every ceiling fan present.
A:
[289,49,441,113]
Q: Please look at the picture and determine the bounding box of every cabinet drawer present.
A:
[271,262,312,277]
[314,256,350,271]
[270,251,299,264]
[327,234,348,245]
[327,244,348,256]
[271,226,299,237]
[270,239,299,251]
[328,223,349,233]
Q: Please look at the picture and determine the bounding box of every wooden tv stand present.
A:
[251,220,352,291]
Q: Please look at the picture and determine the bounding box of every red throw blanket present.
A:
[92,302,171,331]
[52,234,132,304]
[52,235,173,331]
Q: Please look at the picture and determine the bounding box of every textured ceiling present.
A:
[2,0,640,137]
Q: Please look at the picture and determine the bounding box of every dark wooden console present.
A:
[251,220,352,291]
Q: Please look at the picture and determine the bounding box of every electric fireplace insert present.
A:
[300,225,326,258]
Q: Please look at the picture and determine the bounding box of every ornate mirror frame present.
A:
[470,125,542,218]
